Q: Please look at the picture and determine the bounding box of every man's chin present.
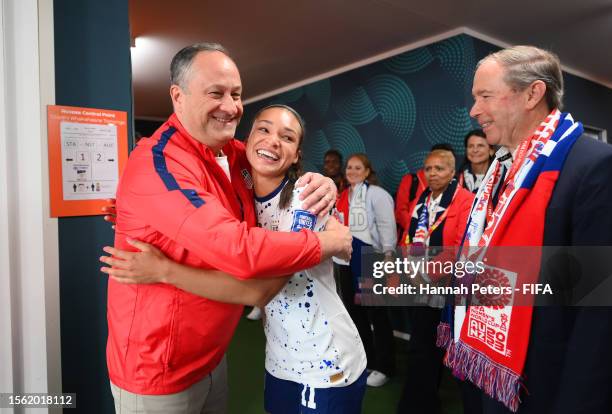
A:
[210,129,237,142]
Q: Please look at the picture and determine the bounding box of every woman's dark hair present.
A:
[251,104,306,209]
[430,142,456,158]
[461,129,493,171]
[346,153,379,185]
[463,129,486,147]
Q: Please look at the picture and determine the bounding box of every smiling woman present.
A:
[248,105,304,205]
[457,129,495,193]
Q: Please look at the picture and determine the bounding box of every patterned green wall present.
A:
[240,34,481,195]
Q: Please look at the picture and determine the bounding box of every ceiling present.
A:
[129,0,612,120]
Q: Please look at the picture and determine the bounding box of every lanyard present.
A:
[424,184,460,240]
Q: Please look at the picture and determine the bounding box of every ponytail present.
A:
[279,157,303,209]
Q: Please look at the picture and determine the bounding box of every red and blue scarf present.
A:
[407,179,460,251]
[437,110,583,411]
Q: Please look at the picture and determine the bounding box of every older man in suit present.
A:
[438,45,612,414]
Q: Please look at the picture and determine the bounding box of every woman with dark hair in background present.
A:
[457,129,495,193]
[323,149,348,193]
[336,153,397,387]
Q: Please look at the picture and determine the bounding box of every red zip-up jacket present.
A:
[107,114,321,394]
[394,169,427,231]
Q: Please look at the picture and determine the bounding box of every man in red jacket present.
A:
[107,43,351,414]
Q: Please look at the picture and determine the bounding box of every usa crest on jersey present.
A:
[291,210,316,231]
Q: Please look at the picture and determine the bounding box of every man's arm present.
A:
[296,172,337,218]
[121,169,350,280]
[552,146,612,413]
[100,240,289,308]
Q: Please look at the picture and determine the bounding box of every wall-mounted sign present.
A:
[48,105,128,217]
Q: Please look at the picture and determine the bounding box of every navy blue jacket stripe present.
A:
[152,127,205,208]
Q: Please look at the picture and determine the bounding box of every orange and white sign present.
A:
[48,105,128,217]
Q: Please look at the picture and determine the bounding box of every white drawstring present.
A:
[301,384,317,409]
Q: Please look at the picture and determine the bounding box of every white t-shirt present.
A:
[427,193,443,229]
[256,180,367,388]
[215,155,231,181]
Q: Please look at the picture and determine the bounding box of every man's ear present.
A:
[525,80,547,110]
[170,84,183,109]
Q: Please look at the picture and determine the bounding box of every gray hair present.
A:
[478,45,564,110]
[170,42,230,88]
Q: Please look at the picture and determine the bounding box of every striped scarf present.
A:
[437,110,583,412]
[408,179,460,253]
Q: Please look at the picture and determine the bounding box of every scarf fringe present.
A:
[444,341,522,412]
[436,322,452,349]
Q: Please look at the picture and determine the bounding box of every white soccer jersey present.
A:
[256,179,367,388]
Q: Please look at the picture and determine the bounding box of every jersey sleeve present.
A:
[277,186,329,233]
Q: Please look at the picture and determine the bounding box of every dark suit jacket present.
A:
[482,136,612,414]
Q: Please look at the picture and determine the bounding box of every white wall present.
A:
[0,0,60,412]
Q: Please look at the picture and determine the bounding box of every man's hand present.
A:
[297,173,337,219]
[99,239,171,284]
[316,217,352,262]
[102,198,117,229]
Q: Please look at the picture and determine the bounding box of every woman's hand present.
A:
[99,239,171,284]
[102,198,117,229]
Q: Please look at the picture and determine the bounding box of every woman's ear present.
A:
[293,149,302,165]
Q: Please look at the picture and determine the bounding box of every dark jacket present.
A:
[483,136,612,414]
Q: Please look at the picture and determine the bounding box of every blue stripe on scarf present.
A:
[542,117,584,173]
[521,113,583,189]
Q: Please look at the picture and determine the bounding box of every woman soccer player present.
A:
[100,104,367,414]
